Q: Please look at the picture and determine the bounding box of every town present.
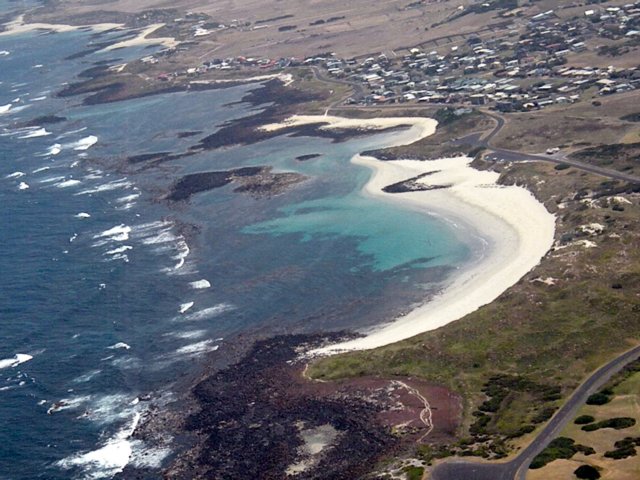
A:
[142,0,640,114]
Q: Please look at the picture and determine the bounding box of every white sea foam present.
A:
[110,356,140,369]
[55,179,82,188]
[108,342,131,350]
[72,369,102,383]
[179,301,194,314]
[69,135,98,151]
[39,175,66,184]
[108,253,130,262]
[56,127,87,139]
[76,179,132,195]
[183,304,234,322]
[117,202,136,211]
[139,230,176,245]
[31,95,47,101]
[47,395,92,415]
[0,50,9,56]
[19,127,51,138]
[172,239,190,269]
[32,166,51,173]
[57,411,141,479]
[0,354,33,369]
[18,182,29,190]
[189,279,210,289]
[5,171,25,179]
[84,172,104,180]
[105,246,133,256]
[75,212,91,218]
[0,103,11,114]
[93,225,131,244]
[168,329,207,340]
[46,143,62,155]
[116,194,140,204]
[85,394,137,424]
[175,339,219,356]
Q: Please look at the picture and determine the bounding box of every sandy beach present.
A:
[0,15,121,36]
[100,23,178,52]
[0,16,178,53]
[263,114,556,354]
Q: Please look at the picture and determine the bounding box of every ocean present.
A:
[0,12,473,480]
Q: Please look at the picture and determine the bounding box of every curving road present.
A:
[430,344,640,480]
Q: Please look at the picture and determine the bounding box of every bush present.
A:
[574,464,601,479]
[582,417,636,432]
[532,407,557,424]
[586,393,610,405]
[604,445,637,459]
[402,466,424,480]
[530,437,578,469]
[575,415,595,425]
[604,436,640,459]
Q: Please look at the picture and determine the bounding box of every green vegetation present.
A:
[581,417,636,432]
[604,437,640,459]
[402,465,424,480]
[621,112,640,122]
[468,375,560,445]
[529,437,595,469]
[586,393,612,406]
[574,464,601,479]
[554,163,571,171]
[574,415,596,425]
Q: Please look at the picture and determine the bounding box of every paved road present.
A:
[455,111,640,185]
[431,345,640,480]
[311,67,364,111]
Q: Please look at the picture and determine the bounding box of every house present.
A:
[470,94,487,105]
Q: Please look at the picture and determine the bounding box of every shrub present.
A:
[574,464,601,479]
[586,393,610,405]
[604,445,637,459]
[574,415,595,425]
[532,407,557,424]
[402,466,424,480]
[604,436,640,459]
[530,437,577,469]
[582,417,636,432]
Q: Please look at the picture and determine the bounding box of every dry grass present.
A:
[492,90,640,154]
[527,372,640,480]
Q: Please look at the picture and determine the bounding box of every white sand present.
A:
[190,72,294,87]
[263,115,555,354]
[0,17,177,52]
[260,114,437,135]
[0,15,121,36]
[100,24,178,52]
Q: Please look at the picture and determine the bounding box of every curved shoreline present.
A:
[262,114,556,354]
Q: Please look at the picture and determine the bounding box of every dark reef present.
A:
[166,166,307,201]
[382,171,451,193]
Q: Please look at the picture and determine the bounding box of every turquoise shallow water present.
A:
[245,193,466,272]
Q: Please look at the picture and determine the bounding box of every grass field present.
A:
[491,90,640,155]
[527,370,640,480]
